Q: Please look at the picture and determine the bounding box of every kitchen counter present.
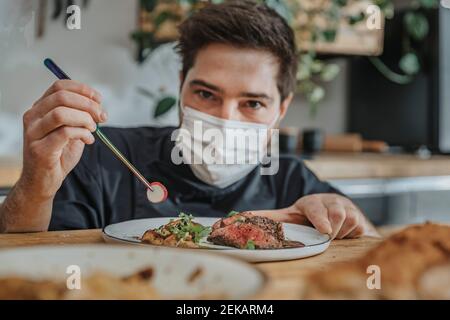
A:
[0,227,394,299]
[304,153,450,180]
[3,153,450,188]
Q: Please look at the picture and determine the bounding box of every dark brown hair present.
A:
[176,0,298,101]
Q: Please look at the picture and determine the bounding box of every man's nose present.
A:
[218,101,238,121]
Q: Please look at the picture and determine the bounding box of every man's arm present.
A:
[0,180,54,233]
[0,80,106,233]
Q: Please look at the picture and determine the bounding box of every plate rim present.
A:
[102,217,332,251]
[0,243,268,299]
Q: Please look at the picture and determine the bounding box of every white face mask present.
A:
[175,106,278,189]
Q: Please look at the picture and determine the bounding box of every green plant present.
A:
[137,87,178,119]
[297,52,341,116]
[368,0,439,84]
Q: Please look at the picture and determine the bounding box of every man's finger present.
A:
[33,90,105,123]
[346,224,365,239]
[336,207,360,239]
[325,202,346,239]
[300,200,332,235]
[27,107,97,141]
[40,126,95,152]
[36,80,102,105]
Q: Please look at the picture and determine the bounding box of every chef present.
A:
[0,0,378,239]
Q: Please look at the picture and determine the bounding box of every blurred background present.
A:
[1,0,450,225]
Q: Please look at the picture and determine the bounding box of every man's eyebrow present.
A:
[189,80,223,93]
[190,79,273,102]
[240,92,274,102]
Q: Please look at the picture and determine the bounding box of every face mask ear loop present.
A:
[270,113,280,129]
[266,111,281,138]
[263,111,280,157]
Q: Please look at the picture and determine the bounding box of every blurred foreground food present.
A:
[301,223,450,299]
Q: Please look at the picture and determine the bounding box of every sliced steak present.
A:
[208,213,285,249]
[246,215,284,241]
[210,212,253,231]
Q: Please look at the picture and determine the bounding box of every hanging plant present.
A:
[368,0,439,84]
[131,0,201,63]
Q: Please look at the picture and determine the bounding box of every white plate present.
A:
[103,217,331,262]
[0,245,264,299]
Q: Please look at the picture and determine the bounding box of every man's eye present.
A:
[246,101,264,109]
[197,90,214,100]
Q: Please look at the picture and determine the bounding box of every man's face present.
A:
[179,43,292,126]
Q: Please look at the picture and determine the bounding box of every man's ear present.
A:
[279,93,294,121]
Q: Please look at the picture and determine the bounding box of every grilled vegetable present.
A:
[141,213,211,248]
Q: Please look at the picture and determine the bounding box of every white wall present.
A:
[281,59,348,134]
[0,0,347,157]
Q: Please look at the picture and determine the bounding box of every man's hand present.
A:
[251,194,380,239]
[21,80,106,199]
[0,80,106,233]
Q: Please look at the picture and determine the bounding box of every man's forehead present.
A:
[193,43,279,73]
[187,43,280,95]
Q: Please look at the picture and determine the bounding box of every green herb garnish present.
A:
[227,210,240,217]
[166,213,211,244]
[245,240,256,250]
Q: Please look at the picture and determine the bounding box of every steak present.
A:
[207,212,285,249]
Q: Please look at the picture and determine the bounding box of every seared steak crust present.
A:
[246,216,285,241]
[208,212,285,249]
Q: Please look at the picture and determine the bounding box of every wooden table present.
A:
[0,229,394,299]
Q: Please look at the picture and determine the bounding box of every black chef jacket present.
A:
[49,127,341,230]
